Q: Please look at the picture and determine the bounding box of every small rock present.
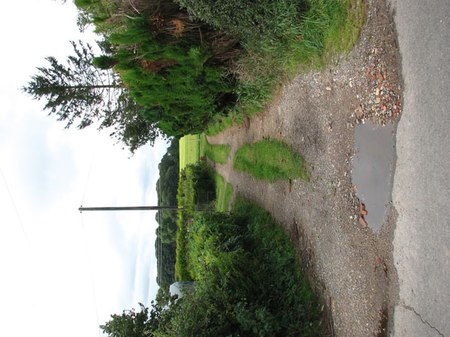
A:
[327,123,333,132]
[325,86,332,91]
[355,105,364,119]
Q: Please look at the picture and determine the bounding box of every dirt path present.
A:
[207,1,402,336]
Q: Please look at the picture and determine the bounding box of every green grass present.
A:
[234,138,309,182]
[179,134,231,171]
[179,134,202,172]
[214,173,234,212]
[201,134,231,164]
[323,0,366,57]
[206,0,365,136]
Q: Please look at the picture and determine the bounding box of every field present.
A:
[179,134,202,171]
[179,134,233,212]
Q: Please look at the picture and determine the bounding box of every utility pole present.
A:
[79,205,181,212]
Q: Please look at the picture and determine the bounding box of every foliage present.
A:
[101,303,151,337]
[28,0,363,152]
[233,138,309,182]
[175,0,307,40]
[73,0,240,138]
[175,161,215,280]
[103,200,324,337]
[178,161,215,208]
[155,140,179,288]
[23,40,160,153]
[101,298,179,337]
[201,0,364,135]
[103,16,236,137]
[23,40,119,129]
[158,199,324,336]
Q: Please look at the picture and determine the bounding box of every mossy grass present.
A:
[233,138,309,182]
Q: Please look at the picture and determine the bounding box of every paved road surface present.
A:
[391,0,450,336]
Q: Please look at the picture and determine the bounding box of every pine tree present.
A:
[23,40,160,152]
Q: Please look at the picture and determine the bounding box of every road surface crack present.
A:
[402,304,445,337]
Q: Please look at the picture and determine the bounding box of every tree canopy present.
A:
[155,139,179,288]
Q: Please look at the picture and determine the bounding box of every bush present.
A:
[175,161,216,280]
[175,0,308,40]
[101,16,236,136]
[166,199,324,336]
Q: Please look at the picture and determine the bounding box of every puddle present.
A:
[352,121,396,231]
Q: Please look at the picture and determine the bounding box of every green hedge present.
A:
[160,199,324,336]
[175,161,216,280]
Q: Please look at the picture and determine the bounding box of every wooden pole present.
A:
[79,205,181,212]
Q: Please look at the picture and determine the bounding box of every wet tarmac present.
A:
[352,121,396,231]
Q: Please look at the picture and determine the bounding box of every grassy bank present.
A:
[214,173,233,212]
[205,0,365,135]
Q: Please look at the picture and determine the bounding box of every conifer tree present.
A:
[23,40,160,152]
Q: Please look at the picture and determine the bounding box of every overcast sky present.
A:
[0,1,167,336]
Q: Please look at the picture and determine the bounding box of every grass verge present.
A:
[201,134,231,164]
[206,0,365,136]
[214,173,233,212]
[234,138,309,182]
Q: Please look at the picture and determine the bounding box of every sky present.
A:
[0,1,167,336]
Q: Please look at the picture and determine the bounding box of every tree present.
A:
[155,139,179,288]
[101,298,179,337]
[23,40,160,153]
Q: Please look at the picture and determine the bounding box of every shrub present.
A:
[163,199,324,336]
[101,16,236,136]
[175,161,216,280]
[175,0,308,40]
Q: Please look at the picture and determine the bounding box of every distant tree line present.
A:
[154,139,179,290]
